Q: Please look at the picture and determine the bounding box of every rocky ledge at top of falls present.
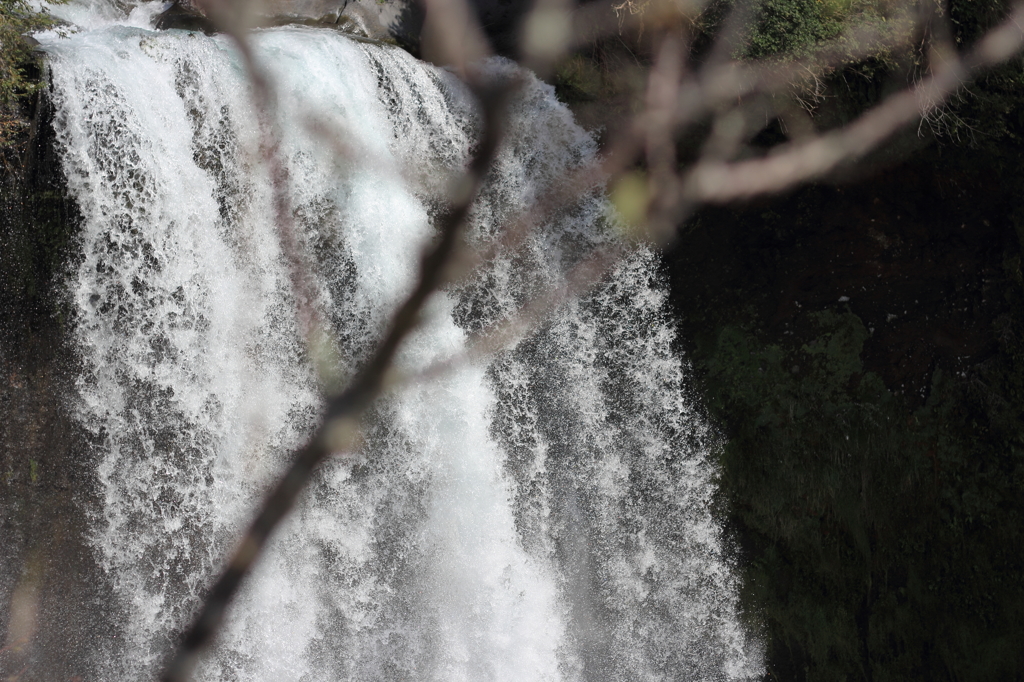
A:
[154,0,532,55]
[154,0,420,50]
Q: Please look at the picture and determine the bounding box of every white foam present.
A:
[41,8,762,681]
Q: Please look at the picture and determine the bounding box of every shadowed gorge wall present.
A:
[666,145,1024,680]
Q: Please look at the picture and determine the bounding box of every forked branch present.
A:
[159,2,514,674]
[159,0,1024,678]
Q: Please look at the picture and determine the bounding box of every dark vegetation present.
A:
[1,1,43,150]
[668,148,1024,680]
[0,0,63,158]
[656,0,1024,679]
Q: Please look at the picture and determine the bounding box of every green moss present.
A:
[0,0,65,154]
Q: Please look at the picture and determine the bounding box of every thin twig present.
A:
[675,11,921,132]
[401,244,626,388]
[199,0,324,349]
[679,2,1024,207]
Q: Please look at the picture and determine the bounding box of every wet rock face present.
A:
[154,0,424,49]
[0,212,112,682]
[0,97,117,682]
[153,0,532,55]
[0,324,117,682]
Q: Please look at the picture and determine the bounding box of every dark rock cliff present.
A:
[1,91,115,681]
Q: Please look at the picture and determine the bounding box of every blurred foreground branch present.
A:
[160,0,1024,678]
[160,2,513,676]
[681,2,1024,205]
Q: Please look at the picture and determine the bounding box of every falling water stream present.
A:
[34,2,762,679]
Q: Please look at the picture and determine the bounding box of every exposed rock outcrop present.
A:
[153,0,535,56]
[154,0,425,50]
[0,99,113,682]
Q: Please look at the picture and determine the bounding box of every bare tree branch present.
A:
[196,0,324,350]
[420,0,493,72]
[155,0,1024,677]
[679,2,1024,207]
[159,40,518,682]
[675,10,921,131]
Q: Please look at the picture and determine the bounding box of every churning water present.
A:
[37,3,762,679]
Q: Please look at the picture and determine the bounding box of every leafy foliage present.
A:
[667,141,1024,678]
[702,311,1024,680]
[0,0,62,152]
[745,0,849,58]
[690,0,910,61]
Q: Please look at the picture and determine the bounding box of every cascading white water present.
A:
[38,3,763,680]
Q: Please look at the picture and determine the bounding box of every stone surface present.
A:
[0,323,115,682]
[155,0,424,51]
[153,0,538,55]
[0,93,114,682]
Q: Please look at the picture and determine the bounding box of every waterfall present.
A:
[36,3,762,680]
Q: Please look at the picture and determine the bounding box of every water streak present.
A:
[40,7,762,680]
